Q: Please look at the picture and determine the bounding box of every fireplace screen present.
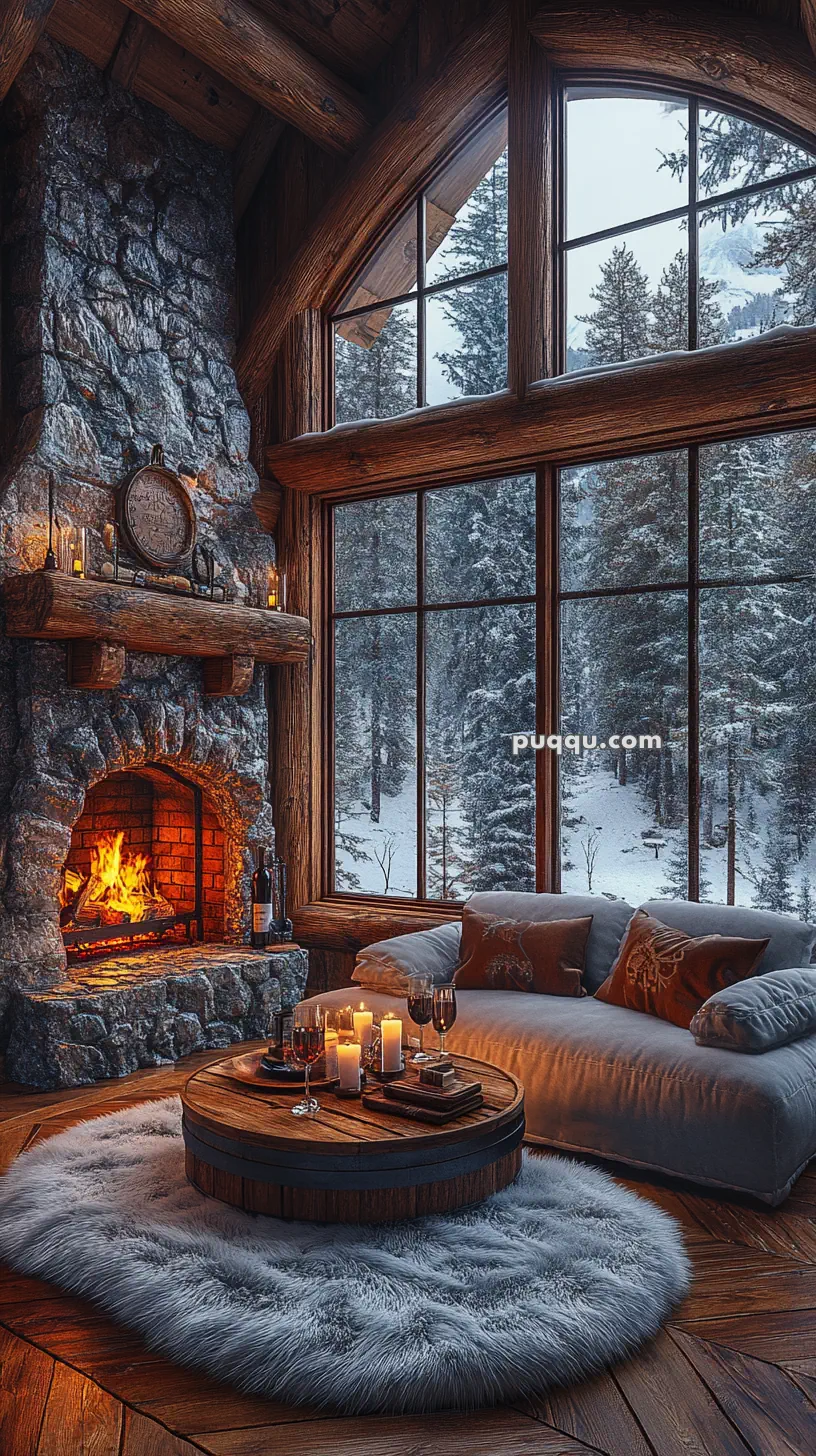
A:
[60,765,209,956]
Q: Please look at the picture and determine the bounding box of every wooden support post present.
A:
[67,640,126,691]
[203,654,255,697]
[508,0,552,395]
[270,310,323,914]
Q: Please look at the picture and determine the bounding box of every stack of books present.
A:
[362,1063,483,1123]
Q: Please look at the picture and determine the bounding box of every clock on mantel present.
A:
[118,444,197,571]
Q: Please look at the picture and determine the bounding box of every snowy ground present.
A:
[337,762,815,917]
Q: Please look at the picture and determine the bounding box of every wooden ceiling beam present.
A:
[106,9,149,88]
[236,0,509,407]
[529,1,816,144]
[264,325,816,495]
[0,0,60,101]
[123,0,372,155]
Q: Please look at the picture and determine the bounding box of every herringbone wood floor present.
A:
[0,1045,815,1455]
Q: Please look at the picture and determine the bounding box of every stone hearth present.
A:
[8,944,308,1089]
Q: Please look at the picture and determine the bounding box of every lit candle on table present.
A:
[324,1028,339,1079]
[353,1005,374,1051]
[337,1041,361,1092]
[380,1015,402,1073]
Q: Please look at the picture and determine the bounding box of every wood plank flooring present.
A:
[0,1045,814,1454]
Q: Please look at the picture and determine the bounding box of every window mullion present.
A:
[416,490,427,899]
[688,445,701,900]
[417,196,426,409]
[688,96,699,352]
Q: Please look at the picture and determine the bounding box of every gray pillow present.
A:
[690,968,816,1053]
[470,891,634,992]
[352,922,462,996]
[640,900,816,975]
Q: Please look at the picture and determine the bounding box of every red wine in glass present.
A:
[291,1027,324,1065]
[291,1004,324,1117]
[407,976,434,1063]
[432,985,457,1058]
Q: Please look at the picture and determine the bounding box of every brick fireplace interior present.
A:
[61,767,226,957]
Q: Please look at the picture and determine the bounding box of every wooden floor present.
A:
[0,1048,815,1455]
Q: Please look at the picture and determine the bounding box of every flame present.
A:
[61,832,168,922]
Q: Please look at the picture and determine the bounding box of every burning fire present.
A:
[61,832,173,926]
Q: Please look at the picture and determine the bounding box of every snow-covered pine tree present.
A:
[433,149,508,396]
[753,810,795,913]
[649,251,726,352]
[577,244,653,364]
[426,760,465,899]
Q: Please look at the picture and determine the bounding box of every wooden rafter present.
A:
[123,0,372,155]
[264,325,816,495]
[529,0,816,142]
[0,0,60,102]
[236,0,510,407]
[106,9,149,89]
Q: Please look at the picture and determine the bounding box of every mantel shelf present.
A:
[2,572,310,695]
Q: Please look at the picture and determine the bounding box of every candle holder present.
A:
[43,473,58,572]
[267,562,286,611]
[58,524,86,578]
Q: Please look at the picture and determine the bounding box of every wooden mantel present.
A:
[3,573,310,695]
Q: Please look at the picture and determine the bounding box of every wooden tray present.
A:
[220,1051,339,1094]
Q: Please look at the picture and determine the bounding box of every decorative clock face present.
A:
[120,464,196,570]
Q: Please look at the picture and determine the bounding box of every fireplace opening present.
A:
[60,766,225,960]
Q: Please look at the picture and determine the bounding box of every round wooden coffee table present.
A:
[182,1053,524,1223]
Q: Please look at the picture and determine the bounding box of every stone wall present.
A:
[0,41,281,1051]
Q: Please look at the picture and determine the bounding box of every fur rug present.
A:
[0,1098,689,1414]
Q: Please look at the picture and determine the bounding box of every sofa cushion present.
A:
[453,907,590,996]
[639,900,816,974]
[691,968,816,1053]
[352,921,461,996]
[470,891,634,992]
[595,909,768,1029]
[308,984,816,1204]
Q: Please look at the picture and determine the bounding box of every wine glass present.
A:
[291,1003,324,1117]
[432,984,457,1060]
[407,973,434,1063]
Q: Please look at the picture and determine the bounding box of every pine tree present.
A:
[433,150,508,396]
[577,244,653,364]
[799,878,814,923]
[426,760,465,899]
[753,812,794,913]
[334,306,416,424]
[649,251,726,352]
[659,841,712,899]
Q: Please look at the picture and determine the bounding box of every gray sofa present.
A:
[309,892,816,1205]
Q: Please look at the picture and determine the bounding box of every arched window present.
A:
[325,81,816,918]
[562,86,816,370]
[332,110,507,423]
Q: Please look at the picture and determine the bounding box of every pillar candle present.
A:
[337,1041,361,1092]
[353,1007,374,1050]
[324,1029,339,1079]
[380,1016,402,1072]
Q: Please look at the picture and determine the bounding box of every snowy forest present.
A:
[332,94,816,918]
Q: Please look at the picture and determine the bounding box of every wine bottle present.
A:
[251,846,273,948]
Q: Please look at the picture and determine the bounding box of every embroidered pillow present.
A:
[594,909,769,1029]
[452,908,592,996]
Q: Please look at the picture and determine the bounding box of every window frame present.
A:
[317,72,816,912]
[327,122,510,422]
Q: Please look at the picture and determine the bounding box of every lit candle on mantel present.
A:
[353,1005,374,1051]
[380,1014,402,1073]
[337,1041,361,1092]
[324,1029,339,1080]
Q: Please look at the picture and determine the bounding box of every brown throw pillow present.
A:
[452,907,592,996]
[594,909,769,1029]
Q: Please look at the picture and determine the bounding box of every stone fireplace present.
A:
[0,40,308,1087]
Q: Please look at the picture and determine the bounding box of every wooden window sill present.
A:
[293,898,462,952]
